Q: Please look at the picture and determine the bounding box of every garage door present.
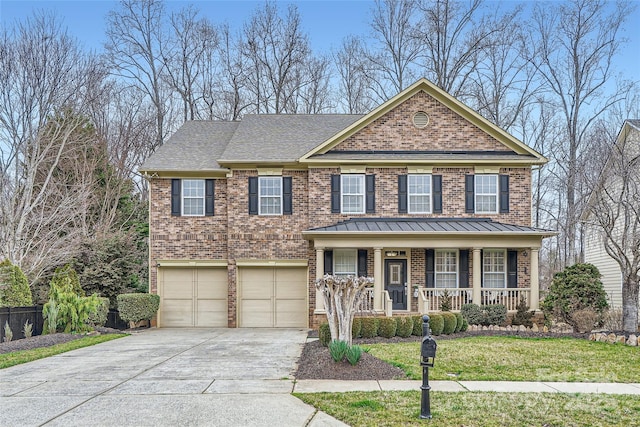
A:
[159,267,228,327]
[239,267,307,328]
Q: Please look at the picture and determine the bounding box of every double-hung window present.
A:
[341,175,365,214]
[333,249,357,277]
[435,250,457,288]
[182,179,205,216]
[258,176,282,215]
[475,175,498,213]
[483,250,506,288]
[408,174,431,213]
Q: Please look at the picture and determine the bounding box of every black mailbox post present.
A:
[420,315,437,419]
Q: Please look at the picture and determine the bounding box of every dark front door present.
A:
[385,259,407,310]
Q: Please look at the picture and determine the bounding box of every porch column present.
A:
[472,248,482,305]
[374,247,383,311]
[315,247,325,312]
[530,248,540,310]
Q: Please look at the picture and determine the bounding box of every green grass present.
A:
[0,334,127,369]
[365,336,640,382]
[296,391,640,427]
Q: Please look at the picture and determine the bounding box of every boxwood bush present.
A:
[319,322,331,346]
[378,317,397,338]
[117,293,160,325]
[454,312,464,333]
[395,316,413,338]
[461,303,483,325]
[442,312,457,334]
[429,313,444,336]
[351,317,362,339]
[411,315,423,336]
[485,304,507,326]
[360,317,378,338]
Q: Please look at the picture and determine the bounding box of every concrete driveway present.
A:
[0,328,346,426]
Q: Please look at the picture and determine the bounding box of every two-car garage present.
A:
[157,263,308,328]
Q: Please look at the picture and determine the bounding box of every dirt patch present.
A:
[0,327,124,355]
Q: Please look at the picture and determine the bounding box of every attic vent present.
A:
[413,111,429,128]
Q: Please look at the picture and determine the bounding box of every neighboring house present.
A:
[139,79,554,328]
[583,119,640,308]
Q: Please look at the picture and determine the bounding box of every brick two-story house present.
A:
[140,79,554,328]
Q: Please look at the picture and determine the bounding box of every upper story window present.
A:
[435,250,457,288]
[333,249,357,276]
[258,176,282,215]
[475,175,498,214]
[341,174,365,214]
[408,175,432,214]
[182,179,205,216]
[483,249,506,288]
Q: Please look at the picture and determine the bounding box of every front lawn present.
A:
[0,334,127,369]
[296,391,640,427]
[365,336,640,382]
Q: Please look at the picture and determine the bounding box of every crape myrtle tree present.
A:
[315,275,373,346]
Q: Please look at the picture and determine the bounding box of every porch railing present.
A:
[383,290,393,317]
[418,287,430,314]
[480,288,530,311]
[422,288,473,312]
[355,287,375,314]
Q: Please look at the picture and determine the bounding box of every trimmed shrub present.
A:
[88,297,109,327]
[360,317,378,338]
[429,313,444,336]
[117,293,160,325]
[411,315,423,336]
[319,323,331,347]
[352,317,362,339]
[511,295,534,328]
[378,317,397,338]
[0,259,32,307]
[346,345,363,365]
[329,340,349,362]
[454,312,464,333]
[460,318,468,332]
[542,263,608,331]
[461,303,483,325]
[395,316,413,338]
[442,312,457,334]
[485,304,507,326]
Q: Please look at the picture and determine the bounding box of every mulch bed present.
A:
[0,327,124,355]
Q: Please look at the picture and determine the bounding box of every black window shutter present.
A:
[248,177,258,215]
[331,175,340,213]
[425,249,435,288]
[366,174,375,213]
[283,176,293,215]
[324,250,333,275]
[499,174,510,213]
[171,179,181,216]
[398,175,408,213]
[465,175,475,213]
[507,250,518,288]
[357,249,368,277]
[205,179,215,216]
[432,175,442,213]
[459,250,469,288]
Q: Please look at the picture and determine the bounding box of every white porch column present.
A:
[472,248,482,305]
[530,248,540,310]
[374,247,383,311]
[315,247,325,312]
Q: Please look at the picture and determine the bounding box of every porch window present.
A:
[334,249,357,276]
[182,179,205,216]
[408,175,431,213]
[258,176,282,215]
[475,175,498,213]
[483,249,506,288]
[435,250,457,288]
[341,175,365,214]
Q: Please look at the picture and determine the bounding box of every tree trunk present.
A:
[622,274,639,333]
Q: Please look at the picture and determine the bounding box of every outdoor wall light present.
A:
[385,251,398,257]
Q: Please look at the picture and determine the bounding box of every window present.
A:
[258,177,282,215]
[408,175,431,213]
[435,250,457,288]
[333,249,357,276]
[483,250,506,288]
[475,175,498,213]
[182,179,205,216]
[341,175,365,214]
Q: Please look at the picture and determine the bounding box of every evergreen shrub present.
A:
[395,316,413,338]
[117,293,160,325]
[442,312,457,334]
[429,313,444,335]
[360,317,378,338]
[378,317,397,338]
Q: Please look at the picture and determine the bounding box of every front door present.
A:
[385,259,407,310]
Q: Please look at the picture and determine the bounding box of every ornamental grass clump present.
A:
[378,317,397,338]
[329,340,349,362]
[23,319,33,338]
[346,344,363,365]
[3,321,12,342]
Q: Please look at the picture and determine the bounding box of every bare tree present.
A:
[584,121,640,332]
[333,36,375,114]
[527,0,634,265]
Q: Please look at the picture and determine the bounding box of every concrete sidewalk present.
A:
[293,379,640,395]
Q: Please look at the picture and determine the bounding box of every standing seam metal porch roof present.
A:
[304,218,556,235]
